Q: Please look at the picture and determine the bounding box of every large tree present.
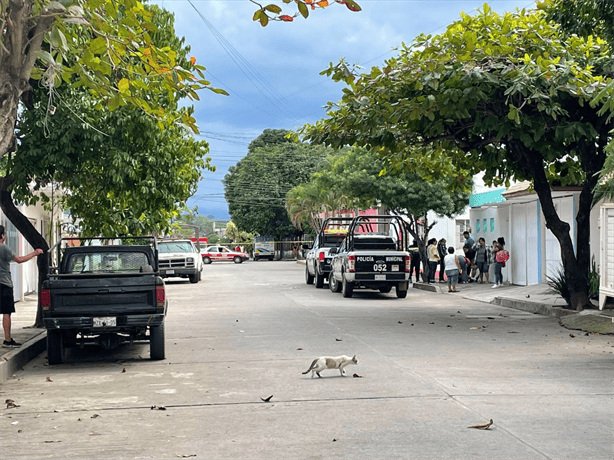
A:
[302,4,613,310]
[540,0,614,202]
[223,130,329,240]
[9,5,215,237]
[288,147,472,270]
[1,0,221,301]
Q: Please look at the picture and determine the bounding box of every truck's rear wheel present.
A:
[396,286,408,298]
[329,274,341,293]
[379,285,392,293]
[342,277,354,298]
[47,330,64,365]
[315,272,325,288]
[150,323,165,360]
[305,265,314,285]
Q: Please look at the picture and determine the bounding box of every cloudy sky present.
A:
[150,0,536,220]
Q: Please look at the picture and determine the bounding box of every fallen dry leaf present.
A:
[150,405,166,411]
[352,373,362,378]
[467,419,493,430]
[335,338,342,341]
[260,395,273,402]
[46,377,52,382]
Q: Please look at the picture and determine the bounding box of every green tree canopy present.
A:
[223,131,330,240]
[11,5,213,238]
[288,147,472,264]
[302,3,613,310]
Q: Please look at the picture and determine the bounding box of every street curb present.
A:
[492,297,576,318]
[0,331,47,384]
[412,282,443,294]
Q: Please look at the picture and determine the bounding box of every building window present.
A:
[483,218,487,234]
[476,219,480,233]
[490,218,495,233]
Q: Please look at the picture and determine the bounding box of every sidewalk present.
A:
[413,279,614,333]
[0,294,47,383]
[2,280,613,384]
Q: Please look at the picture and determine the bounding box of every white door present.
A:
[511,204,528,286]
[600,204,614,309]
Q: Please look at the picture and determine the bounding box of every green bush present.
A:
[588,259,600,299]
[546,266,571,308]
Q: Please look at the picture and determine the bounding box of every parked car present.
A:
[158,240,203,283]
[253,247,275,261]
[202,245,250,264]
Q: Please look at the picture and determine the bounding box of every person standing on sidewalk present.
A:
[474,237,490,284]
[492,237,508,288]
[444,247,461,292]
[437,238,447,283]
[408,240,422,283]
[427,239,439,284]
[0,226,44,348]
[463,231,476,249]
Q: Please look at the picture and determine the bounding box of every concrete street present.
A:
[1,261,613,459]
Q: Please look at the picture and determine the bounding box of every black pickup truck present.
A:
[40,238,168,365]
[328,215,410,298]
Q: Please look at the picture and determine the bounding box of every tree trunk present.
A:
[0,177,49,327]
[531,170,590,311]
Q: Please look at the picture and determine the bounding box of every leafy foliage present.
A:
[301,4,612,310]
[223,131,330,240]
[287,147,472,265]
[546,266,571,308]
[250,0,361,26]
[11,6,213,237]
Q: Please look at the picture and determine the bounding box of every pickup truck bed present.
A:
[41,240,167,364]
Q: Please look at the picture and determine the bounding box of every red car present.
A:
[201,245,249,264]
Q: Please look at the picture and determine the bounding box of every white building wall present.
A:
[0,193,62,299]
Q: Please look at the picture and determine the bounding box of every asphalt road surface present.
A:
[1,261,612,459]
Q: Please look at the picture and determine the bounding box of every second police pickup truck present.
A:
[304,217,353,288]
[328,215,411,298]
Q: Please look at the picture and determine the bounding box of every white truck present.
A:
[157,239,203,283]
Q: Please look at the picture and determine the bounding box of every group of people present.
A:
[410,231,508,293]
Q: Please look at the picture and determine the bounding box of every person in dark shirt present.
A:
[408,240,422,283]
[0,226,44,348]
[437,238,447,283]
[463,244,476,282]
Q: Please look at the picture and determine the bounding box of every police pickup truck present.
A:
[328,215,410,298]
[304,217,353,288]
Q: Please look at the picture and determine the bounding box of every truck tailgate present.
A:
[46,275,158,316]
[354,252,408,280]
